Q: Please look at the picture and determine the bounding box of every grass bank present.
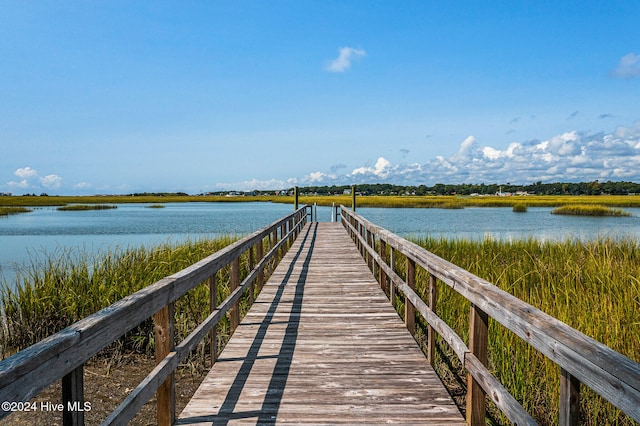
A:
[399,236,639,425]
[57,204,118,211]
[3,194,640,209]
[552,204,631,216]
[0,207,32,216]
[0,236,248,359]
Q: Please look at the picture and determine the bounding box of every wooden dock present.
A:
[176,222,465,425]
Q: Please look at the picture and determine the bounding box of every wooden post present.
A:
[256,238,265,291]
[559,368,580,426]
[351,185,356,211]
[294,186,299,210]
[379,239,388,294]
[390,248,396,308]
[62,365,84,426]
[288,218,294,245]
[427,273,437,366]
[208,273,217,365]
[154,303,175,426]
[230,258,240,334]
[366,230,374,271]
[405,258,416,336]
[467,303,488,426]
[248,245,255,304]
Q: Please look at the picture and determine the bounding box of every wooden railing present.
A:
[340,206,640,426]
[0,206,310,426]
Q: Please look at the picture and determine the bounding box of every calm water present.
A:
[1,202,639,284]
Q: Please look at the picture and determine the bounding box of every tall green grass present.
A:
[401,236,640,425]
[0,236,253,359]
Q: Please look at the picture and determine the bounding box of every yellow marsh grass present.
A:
[3,194,640,208]
[395,236,640,425]
[0,236,269,360]
[552,204,632,216]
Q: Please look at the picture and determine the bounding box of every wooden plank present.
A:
[340,207,640,422]
[0,208,309,414]
[177,222,465,425]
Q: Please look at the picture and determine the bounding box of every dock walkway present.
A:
[177,222,464,425]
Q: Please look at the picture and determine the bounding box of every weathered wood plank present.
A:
[177,222,465,425]
[341,207,640,422]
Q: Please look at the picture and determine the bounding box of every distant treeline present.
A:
[294,180,640,196]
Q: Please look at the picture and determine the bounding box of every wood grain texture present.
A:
[177,223,465,425]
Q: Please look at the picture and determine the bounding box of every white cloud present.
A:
[73,182,92,190]
[7,179,30,189]
[611,53,640,79]
[349,157,391,179]
[15,167,37,179]
[325,47,366,72]
[280,122,640,187]
[215,178,290,192]
[4,167,65,193]
[40,174,63,189]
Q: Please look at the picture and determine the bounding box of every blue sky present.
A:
[1,1,639,194]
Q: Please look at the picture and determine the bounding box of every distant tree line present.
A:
[294,181,640,196]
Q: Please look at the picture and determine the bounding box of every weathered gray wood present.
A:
[467,304,488,426]
[405,257,416,336]
[62,364,84,426]
[103,215,309,425]
[208,274,217,365]
[177,223,465,425]
[560,368,580,426]
[154,302,175,426]
[0,207,309,421]
[340,206,640,422]
[428,273,437,366]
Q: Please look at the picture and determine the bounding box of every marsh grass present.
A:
[0,207,32,216]
[57,204,118,211]
[0,236,258,360]
[512,203,527,212]
[398,236,640,425]
[552,204,631,217]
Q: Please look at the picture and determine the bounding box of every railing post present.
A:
[256,238,265,291]
[467,303,488,426]
[379,239,388,294]
[230,257,240,334]
[208,273,217,365]
[62,365,84,426]
[294,186,299,210]
[366,230,374,271]
[154,302,175,426]
[390,247,396,308]
[427,273,437,366]
[405,258,416,336]
[559,368,580,426]
[288,217,294,245]
[248,245,255,304]
[351,185,356,211]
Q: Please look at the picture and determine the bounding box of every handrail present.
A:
[339,206,640,425]
[0,205,310,425]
